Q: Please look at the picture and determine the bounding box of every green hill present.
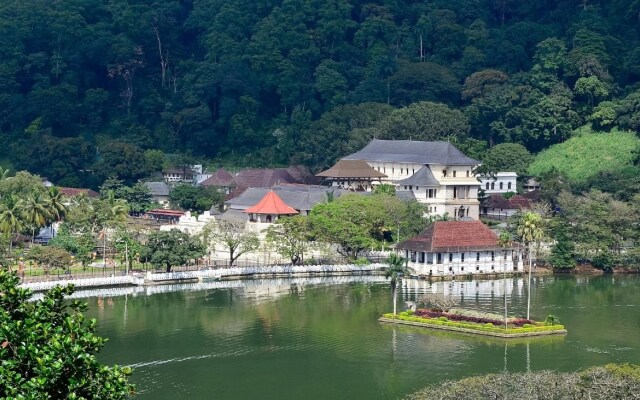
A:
[528,127,640,183]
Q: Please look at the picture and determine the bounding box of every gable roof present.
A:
[396,165,439,186]
[343,139,479,166]
[235,168,300,188]
[484,194,532,210]
[143,181,170,196]
[200,168,237,187]
[59,187,99,198]
[226,185,344,212]
[397,221,501,252]
[244,191,299,215]
[316,159,387,179]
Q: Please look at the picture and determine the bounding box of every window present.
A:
[453,171,457,177]
[491,251,495,261]
[443,170,447,177]
[400,168,404,174]
[466,170,470,177]
[491,182,495,190]
[404,186,407,190]
[476,252,480,261]
[437,253,442,264]
[486,182,490,190]
[461,253,465,262]
[392,168,394,174]
[499,182,503,190]
[413,169,415,174]
[409,186,413,190]
[383,167,386,173]
[504,252,508,260]
[449,253,453,262]
[377,167,380,171]
[508,182,512,190]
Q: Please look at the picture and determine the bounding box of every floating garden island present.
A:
[379,308,567,338]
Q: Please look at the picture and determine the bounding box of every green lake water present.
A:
[83,274,640,399]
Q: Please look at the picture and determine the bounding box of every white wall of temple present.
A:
[369,161,424,182]
[400,248,525,277]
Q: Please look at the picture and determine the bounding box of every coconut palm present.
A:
[384,253,414,315]
[46,186,68,222]
[517,212,544,320]
[0,195,23,253]
[19,192,52,244]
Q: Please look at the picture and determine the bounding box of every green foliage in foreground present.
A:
[0,270,134,399]
[405,364,640,400]
[383,314,565,335]
[528,127,640,183]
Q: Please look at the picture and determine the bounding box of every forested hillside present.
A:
[2,0,640,187]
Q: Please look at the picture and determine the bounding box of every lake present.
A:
[83,274,640,399]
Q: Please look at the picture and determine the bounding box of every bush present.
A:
[405,364,640,400]
[353,257,370,266]
[416,294,457,312]
[544,315,560,326]
[438,316,448,322]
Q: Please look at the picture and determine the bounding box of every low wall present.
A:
[21,275,143,292]
[21,264,385,292]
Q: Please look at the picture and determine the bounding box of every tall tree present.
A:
[383,253,413,315]
[517,211,544,320]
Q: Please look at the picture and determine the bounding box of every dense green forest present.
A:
[2,0,640,187]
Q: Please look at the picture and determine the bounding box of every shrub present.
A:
[438,316,448,322]
[511,318,535,327]
[405,364,640,400]
[545,315,561,326]
[406,309,414,315]
[416,294,457,312]
[353,257,370,266]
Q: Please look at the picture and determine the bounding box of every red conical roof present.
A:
[243,191,299,215]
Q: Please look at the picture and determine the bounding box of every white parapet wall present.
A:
[21,264,386,292]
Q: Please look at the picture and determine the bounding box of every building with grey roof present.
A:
[143,181,170,208]
[321,139,482,220]
[225,185,346,215]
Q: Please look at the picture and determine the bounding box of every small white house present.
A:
[396,220,524,277]
[479,172,517,194]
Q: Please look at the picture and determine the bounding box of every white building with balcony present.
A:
[396,220,524,277]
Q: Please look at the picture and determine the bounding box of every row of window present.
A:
[443,170,471,178]
[486,182,512,190]
[410,251,509,264]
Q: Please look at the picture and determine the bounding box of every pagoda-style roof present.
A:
[396,165,439,186]
[316,159,387,179]
[397,221,511,252]
[243,191,299,215]
[343,139,479,166]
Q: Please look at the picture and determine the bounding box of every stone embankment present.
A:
[20,264,386,292]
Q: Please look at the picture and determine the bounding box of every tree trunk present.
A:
[166,263,171,273]
[527,246,532,320]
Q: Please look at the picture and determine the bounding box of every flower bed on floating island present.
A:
[379,308,567,338]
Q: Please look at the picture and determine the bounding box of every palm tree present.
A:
[384,253,414,315]
[517,212,544,320]
[46,186,68,222]
[19,192,51,244]
[497,231,511,330]
[0,167,9,181]
[0,195,23,253]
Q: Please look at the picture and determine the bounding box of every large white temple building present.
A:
[318,139,482,220]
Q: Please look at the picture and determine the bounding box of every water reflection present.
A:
[81,274,639,400]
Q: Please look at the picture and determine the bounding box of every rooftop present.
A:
[244,191,299,215]
[59,187,99,198]
[343,139,479,166]
[484,194,532,210]
[235,168,301,188]
[396,165,439,186]
[397,221,505,252]
[143,181,170,196]
[200,168,237,187]
[316,159,387,179]
[226,185,345,212]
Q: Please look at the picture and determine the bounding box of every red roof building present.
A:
[396,221,524,276]
[244,191,298,215]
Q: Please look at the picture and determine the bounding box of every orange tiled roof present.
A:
[243,191,299,215]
